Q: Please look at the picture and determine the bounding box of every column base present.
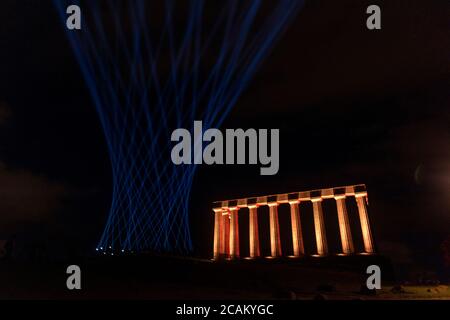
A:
[287,255,305,259]
[213,253,231,260]
[358,252,375,256]
[243,256,264,260]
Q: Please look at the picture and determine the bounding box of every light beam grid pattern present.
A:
[54,0,304,254]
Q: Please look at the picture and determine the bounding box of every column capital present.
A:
[355,192,367,198]
[247,204,259,209]
[334,195,346,200]
[311,197,322,203]
[288,199,300,205]
[268,202,279,207]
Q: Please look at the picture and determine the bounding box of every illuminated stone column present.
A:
[334,196,354,255]
[229,208,240,259]
[289,200,305,257]
[213,209,222,260]
[312,198,328,256]
[268,203,282,257]
[355,194,375,254]
[221,212,230,257]
[248,205,261,258]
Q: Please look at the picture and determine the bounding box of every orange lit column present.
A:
[229,208,240,259]
[248,205,261,258]
[213,209,222,260]
[312,198,328,256]
[289,200,305,257]
[221,212,230,257]
[268,203,282,257]
[334,196,354,255]
[355,194,375,254]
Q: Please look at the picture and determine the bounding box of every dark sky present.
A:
[0,0,449,273]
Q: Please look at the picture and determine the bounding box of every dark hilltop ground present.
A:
[0,254,449,300]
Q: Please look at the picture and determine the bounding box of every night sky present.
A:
[0,0,449,275]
